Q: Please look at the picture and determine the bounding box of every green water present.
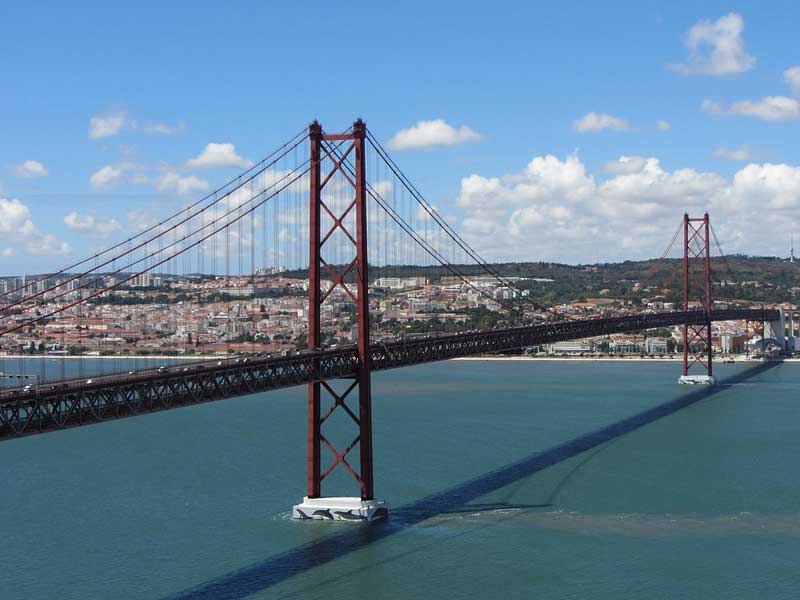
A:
[2,360,799,599]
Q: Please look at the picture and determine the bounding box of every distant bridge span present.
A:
[0,308,776,440]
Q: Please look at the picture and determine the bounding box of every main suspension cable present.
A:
[364,131,576,319]
[365,129,567,317]
[323,136,526,314]
[710,223,740,286]
[0,130,308,312]
[0,139,344,336]
[0,131,303,312]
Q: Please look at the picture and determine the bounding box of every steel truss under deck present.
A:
[0,308,776,441]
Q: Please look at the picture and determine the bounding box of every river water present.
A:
[3,359,799,599]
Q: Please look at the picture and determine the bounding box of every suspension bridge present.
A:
[0,119,779,521]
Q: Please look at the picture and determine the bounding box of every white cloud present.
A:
[733,97,799,120]
[784,66,800,96]
[90,111,187,138]
[701,100,724,115]
[186,143,253,169]
[10,160,48,178]
[386,119,482,150]
[0,198,32,233]
[598,160,724,207]
[89,161,209,196]
[723,163,800,211]
[0,197,70,256]
[656,120,671,131]
[416,203,441,222]
[156,172,209,195]
[457,153,595,223]
[90,164,128,189]
[713,146,754,161]
[64,211,122,239]
[603,156,648,175]
[703,96,800,121]
[670,12,755,76]
[126,208,159,232]
[141,121,186,135]
[89,112,127,139]
[25,232,71,255]
[573,112,628,133]
[454,152,800,262]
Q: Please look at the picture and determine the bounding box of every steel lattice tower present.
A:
[296,119,385,520]
[680,213,714,383]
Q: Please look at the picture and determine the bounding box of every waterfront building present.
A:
[546,341,593,354]
[645,337,669,355]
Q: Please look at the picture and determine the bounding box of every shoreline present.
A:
[0,354,792,364]
[0,355,221,361]
[452,355,796,363]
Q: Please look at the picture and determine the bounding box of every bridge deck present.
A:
[0,309,778,440]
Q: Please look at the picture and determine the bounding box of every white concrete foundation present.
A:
[678,374,716,385]
[292,496,389,522]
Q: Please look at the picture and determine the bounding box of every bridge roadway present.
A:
[0,308,777,440]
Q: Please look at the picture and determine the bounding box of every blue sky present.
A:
[2,1,800,271]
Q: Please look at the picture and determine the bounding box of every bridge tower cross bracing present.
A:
[294,119,387,522]
[679,212,715,385]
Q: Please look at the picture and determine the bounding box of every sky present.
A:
[2,1,800,272]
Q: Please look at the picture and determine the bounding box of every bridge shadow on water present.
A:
[166,362,778,600]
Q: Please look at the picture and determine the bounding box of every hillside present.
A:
[361,255,800,305]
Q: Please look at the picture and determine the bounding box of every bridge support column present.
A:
[679,213,715,385]
[293,119,387,522]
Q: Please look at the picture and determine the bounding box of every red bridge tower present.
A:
[293,120,387,521]
[679,213,715,385]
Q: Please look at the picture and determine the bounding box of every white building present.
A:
[373,277,427,290]
[546,341,593,354]
[645,338,669,355]
[221,285,255,298]
[130,272,151,288]
[611,339,642,354]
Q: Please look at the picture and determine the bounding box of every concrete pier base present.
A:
[292,497,388,522]
[678,374,716,385]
